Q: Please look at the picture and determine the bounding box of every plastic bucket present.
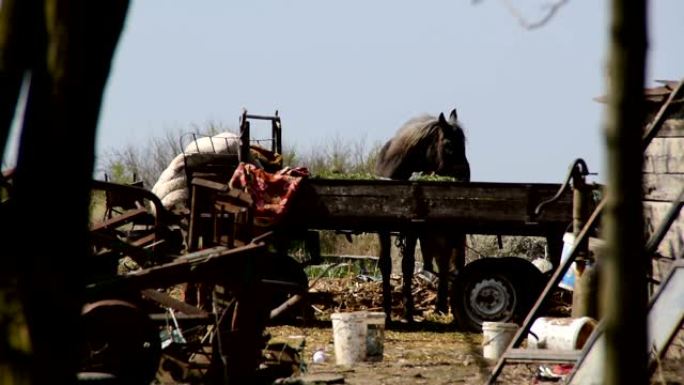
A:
[527,317,597,350]
[331,312,367,366]
[559,233,579,290]
[364,312,386,361]
[482,322,519,360]
[558,233,604,291]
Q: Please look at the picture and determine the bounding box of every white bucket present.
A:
[364,312,386,361]
[331,312,367,366]
[558,233,604,291]
[482,322,519,360]
[527,317,597,350]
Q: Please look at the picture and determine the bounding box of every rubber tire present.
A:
[452,257,545,332]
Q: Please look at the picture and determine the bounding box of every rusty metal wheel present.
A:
[80,299,161,385]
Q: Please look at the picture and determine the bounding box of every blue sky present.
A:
[7,1,684,183]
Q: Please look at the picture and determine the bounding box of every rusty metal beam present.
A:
[85,243,267,298]
[90,231,153,266]
[90,207,148,232]
[91,179,172,224]
[141,289,208,316]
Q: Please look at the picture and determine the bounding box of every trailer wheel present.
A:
[452,257,545,332]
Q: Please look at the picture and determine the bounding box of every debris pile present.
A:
[308,273,440,319]
[307,271,572,320]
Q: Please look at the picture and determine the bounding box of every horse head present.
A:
[434,109,470,181]
[375,109,470,181]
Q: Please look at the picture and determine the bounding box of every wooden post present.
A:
[602,0,648,384]
[378,232,392,323]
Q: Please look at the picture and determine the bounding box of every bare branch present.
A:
[499,0,569,30]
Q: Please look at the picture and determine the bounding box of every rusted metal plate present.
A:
[284,180,577,235]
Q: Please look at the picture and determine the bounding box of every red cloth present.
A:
[228,162,309,223]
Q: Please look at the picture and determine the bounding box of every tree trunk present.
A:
[601,0,648,384]
[1,1,129,384]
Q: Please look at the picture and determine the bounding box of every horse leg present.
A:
[449,233,467,318]
[419,232,449,314]
[421,237,435,273]
[378,232,392,323]
[435,242,453,315]
[454,233,466,272]
[401,232,417,322]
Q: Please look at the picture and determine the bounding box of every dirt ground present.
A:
[152,274,683,385]
[266,321,684,385]
[259,275,684,385]
[266,322,490,385]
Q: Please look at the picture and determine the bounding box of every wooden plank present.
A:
[191,177,228,192]
[504,348,580,364]
[642,173,684,201]
[217,188,253,205]
[644,201,684,264]
[643,138,684,173]
[214,201,246,215]
[286,180,575,235]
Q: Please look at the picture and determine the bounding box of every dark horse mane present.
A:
[375,109,470,181]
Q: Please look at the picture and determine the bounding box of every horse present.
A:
[375,109,470,322]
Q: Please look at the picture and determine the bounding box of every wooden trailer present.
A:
[275,175,594,330]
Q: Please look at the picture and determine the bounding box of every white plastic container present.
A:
[364,312,386,361]
[558,233,605,291]
[559,233,579,290]
[527,316,597,350]
[482,322,519,360]
[331,312,367,366]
